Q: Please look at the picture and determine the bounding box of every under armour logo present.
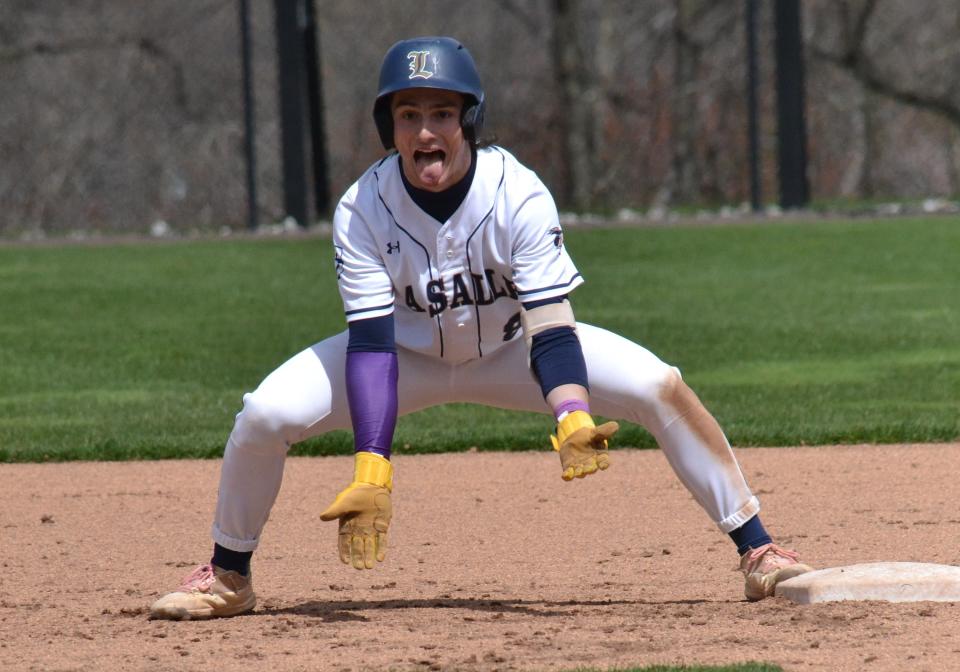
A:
[406,50,434,80]
[386,241,400,255]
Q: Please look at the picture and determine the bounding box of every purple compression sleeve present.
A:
[345,351,398,459]
[553,398,590,421]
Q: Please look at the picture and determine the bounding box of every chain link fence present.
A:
[2,1,958,237]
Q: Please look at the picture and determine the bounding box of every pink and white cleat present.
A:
[150,564,256,620]
[739,543,813,601]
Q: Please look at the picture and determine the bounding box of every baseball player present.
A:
[150,36,812,620]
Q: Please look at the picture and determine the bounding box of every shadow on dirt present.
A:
[261,597,720,622]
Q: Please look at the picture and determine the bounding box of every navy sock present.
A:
[728,515,773,556]
[211,544,252,576]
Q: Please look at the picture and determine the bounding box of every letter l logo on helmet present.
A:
[406,50,435,80]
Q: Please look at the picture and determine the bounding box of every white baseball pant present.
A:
[212,322,759,552]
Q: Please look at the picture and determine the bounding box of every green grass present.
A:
[1,216,958,461]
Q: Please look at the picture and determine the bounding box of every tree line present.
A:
[1,0,958,235]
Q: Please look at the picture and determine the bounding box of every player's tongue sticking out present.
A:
[413,150,446,187]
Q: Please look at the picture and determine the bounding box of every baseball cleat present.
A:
[150,563,256,620]
[739,543,813,601]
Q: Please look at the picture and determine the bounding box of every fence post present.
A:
[774,0,810,209]
[238,0,259,230]
[273,0,309,227]
[302,0,330,219]
[745,0,762,212]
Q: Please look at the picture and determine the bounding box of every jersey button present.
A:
[446,250,453,258]
[445,234,452,240]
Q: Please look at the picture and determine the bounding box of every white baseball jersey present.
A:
[211,148,762,554]
[333,146,583,364]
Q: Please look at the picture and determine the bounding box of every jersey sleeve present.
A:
[333,186,395,322]
[510,175,583,303]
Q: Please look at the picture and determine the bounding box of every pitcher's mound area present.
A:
[777,562,960,604]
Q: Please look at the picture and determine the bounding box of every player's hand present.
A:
[550,410,619,481]
[319,452,393,570]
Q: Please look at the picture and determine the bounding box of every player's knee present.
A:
[656,366,684,403]
[655,367,704,418]
[632,366,700,430]
[231,392,299,455]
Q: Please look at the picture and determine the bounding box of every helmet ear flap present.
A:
[461,100,485,146]
[373,98,394,150]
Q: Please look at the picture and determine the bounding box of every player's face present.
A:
[391,88,471,192]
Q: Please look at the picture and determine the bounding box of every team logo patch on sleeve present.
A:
[547,226,564,250]
[334,244,344,279]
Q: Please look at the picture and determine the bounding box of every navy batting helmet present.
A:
[373,36,485,150]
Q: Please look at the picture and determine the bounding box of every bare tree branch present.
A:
[0,37,192,116]
[152,0,232,41]
[812,0,960,129]
[489,0,542,36]
[849,0,877,59]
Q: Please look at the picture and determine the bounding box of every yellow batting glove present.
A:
[319,452,393,570]
[550,410,619,481]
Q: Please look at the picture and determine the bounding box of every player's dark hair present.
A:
[475,133,498,149]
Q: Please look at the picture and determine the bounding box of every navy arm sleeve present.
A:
[522,295,589,397]
[347,314,396,353]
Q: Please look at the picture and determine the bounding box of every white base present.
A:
[776,562,960,604]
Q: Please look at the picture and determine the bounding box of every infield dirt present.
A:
[2,444,959,671]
